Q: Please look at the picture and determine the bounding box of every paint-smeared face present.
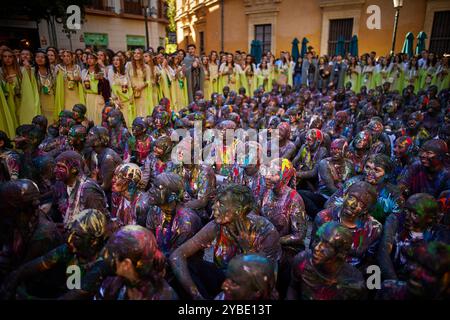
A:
[54,161,70,182]
[222,263,258,300]
[263,161,281,190]
[404,206,428,232]
[147,182,167,205]
[330,139,347,161]
[364,161,385,185]
[108,114,122,128]
[312,239,337,266]
[111,173,129,194]
[394,138,411,158]
[354,131,371,150]
[419,149,440,168]
[342,191,369,220]
[306,129,321,150]
[213,193,237,225]
[132,123,145,137]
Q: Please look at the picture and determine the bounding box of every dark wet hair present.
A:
[216,183,255,216]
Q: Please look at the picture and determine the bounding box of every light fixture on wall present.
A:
[390,0,405,55]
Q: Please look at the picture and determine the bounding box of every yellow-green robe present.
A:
[389,64,404,93]
[156,65,172,104]
[0,69,20,127]
[433,65,449,92]
[256,67,273,93]
[82,69,105,125]
[18,67,41,125]
[54,65,85,119]
[128,64,154,118]
[108,70,135,127]
[209,63,220,94]
[361,65,376,90]
[0,81,16,139]
[218,64,242,93]
[345,65,362,93]
[403,68,421,93]
[241,64,258,96]
[37,69,56,124]
[169,66,188,112]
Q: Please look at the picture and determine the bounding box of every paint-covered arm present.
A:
[377,213,399,280]
[169,221,216,299]
[318,159,338,195]
[280,193,307,247]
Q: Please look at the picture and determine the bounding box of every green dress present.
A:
[0,80,17,138]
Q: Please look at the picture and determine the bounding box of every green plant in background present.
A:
[165,0,177,53]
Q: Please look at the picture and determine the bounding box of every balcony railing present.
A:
[123,1,143,15]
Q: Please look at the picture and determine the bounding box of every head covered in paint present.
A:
[67,208,108,261]
[222,253,278,300]
[147,172,184,206]
[212,183,255,225]
[403,193,439,232]
[263,158,296,190]
[112,163,142,195]
[54,150,83,183]
[341,181,377,220]
[313,221,353,266]
[404,241,450,298]
[363,153,393,185]
[103,225,166,287]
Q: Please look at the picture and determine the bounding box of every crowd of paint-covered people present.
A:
[0,43,449,300]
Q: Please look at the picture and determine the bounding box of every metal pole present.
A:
[221,0,224,52]
[144,7,150,50]
[390,8,400,56]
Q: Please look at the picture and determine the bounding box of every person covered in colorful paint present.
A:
[110,163,151,227]
[377,193,449,281]
[145,172,202,258]
[97,225,178,300]
[123,117,152,168]
[317,138,355,199]
[277,122,296,160]
[391,135,415,183]
[169,184,281,300]
[314,181,383,269]
[260,158,307,298]
[38,112,74,158]
[141,135,173,190]
[326,153,402,224]
[168,137,217,224]
[347,130,372,175]
[14,124,45,180]
[365,117,391,156]
[1,209,109,300]
[230,141,266,208]
[287,221,366,300]
[377,241,450,300]
[52,150,108,228]
[0,130,21,182]
[398,139,450,198]
[86,125,122,204]
[150,110,173,141]
[0,179,62,288]
[215,253,278,300]
[106,109,130,158]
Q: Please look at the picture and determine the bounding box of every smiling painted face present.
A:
[341,182,377,221]
[364,160,385,185]
[403,193,437,232]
